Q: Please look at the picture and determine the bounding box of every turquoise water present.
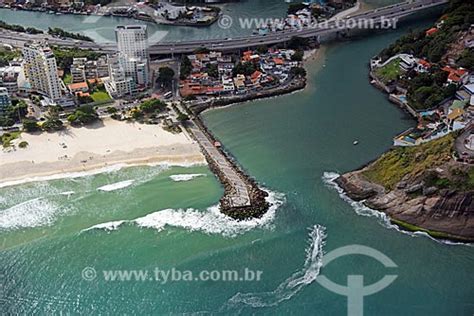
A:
[1,3,474,315]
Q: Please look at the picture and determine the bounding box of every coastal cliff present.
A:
[335,135,474,241]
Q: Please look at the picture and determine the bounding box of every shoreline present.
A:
[334,170,474,243]
[0,119,206,188]
[0,6,218,28]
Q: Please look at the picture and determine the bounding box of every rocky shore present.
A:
[189,78,307,114]
[335,168,474,242]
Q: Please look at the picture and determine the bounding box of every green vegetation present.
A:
[84,0,112,5]
[67,105,99,125]
[406,69,457,110]
[177,112,189,122]
[0,100,28,127]
[288,36,310,50]
[424,165,474,191]
[139,99,167,114]
[18,141,28,149]
[205,63,218,79]
[378,0,474,64]
[193,47,210,54]
[42,106,64,131]
[90,90,111,103]
[390,218,453,240]
[291,49,304,62]
[180,55,192,80]
[48,27,93,42]
[63,73,73,85]
[233,62,256,77]
[0,48,20,67]
[158,67,175,87]
[290,67,307,77]
[22,118,40,132]
[457,49,474,70]
[374,58,401,83]
[362,134,455,190]
[0,131,21,148]
[52,47,103,72]
[0,20,43,34]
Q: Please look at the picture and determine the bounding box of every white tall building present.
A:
[22,42,63,101]
[103,55,135,98]
[115,25,150,88]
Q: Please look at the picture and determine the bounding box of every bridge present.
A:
[147,0,448,55]
[0,0,447,55]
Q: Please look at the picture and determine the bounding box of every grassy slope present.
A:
[362,134,455,190]
[374,58,401,84]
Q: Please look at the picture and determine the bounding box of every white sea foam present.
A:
[224,225,326,309]
[59,191,75,196]
[322,171,472,246]
[97,180,135,192]
[134,190,285,237]
[82,220,126,232]
[0,164,131,189]
[0,160,203,189]
[0,198,58,230]
[81,189,285,237]
[169,174,206,182]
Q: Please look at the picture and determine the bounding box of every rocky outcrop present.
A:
[336,170,474,242]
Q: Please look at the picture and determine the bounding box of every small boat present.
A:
[353,140,359,145]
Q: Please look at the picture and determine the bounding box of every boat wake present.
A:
[82,189,285,237]
[169,174,206,182]
[322,171,472,246]
[223,225,326,309]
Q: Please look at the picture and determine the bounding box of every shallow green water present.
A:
[1,2,474,315]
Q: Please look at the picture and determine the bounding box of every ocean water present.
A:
[1,2,474,315]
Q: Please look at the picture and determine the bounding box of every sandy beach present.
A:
[0,119,206,186]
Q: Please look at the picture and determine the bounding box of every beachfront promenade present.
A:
[187,120,251,208]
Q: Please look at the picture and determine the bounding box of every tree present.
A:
[68,104,99,125]
[139,99,167,114]
[256,45,268,54]
[177,112,189,122]
[18,141,29,148]
[232,62,256,77]
[180,55,193,79]
[291,50,304,62]
[288,36,309,50]
[206,63,218,78]
[158,67,175,87]
[290,67,307,77]
[22,119,40,132]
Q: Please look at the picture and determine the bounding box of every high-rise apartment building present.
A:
[22,42,62,101]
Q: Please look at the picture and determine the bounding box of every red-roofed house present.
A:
[442,66,468,84]
[273,58,284,65]
[425,27,438,36]
[415,59,431,73]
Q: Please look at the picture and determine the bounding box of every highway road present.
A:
[0,0,447,56]
[147,0,448,55]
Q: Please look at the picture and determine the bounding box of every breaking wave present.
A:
[169,174,206,182]
[82,189,285,237]
[82,220,126,232]
[97,180,135,192]
[322,171,471,246]
[0,198,58,230]
[223,225,326,309]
